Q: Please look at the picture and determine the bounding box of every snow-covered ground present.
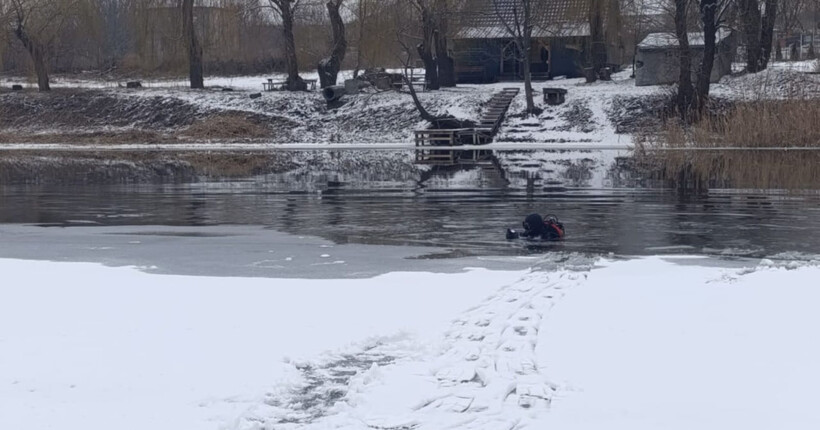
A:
[3,63,818,151]
[717,60,820,99]
[0,257,525,430]
[3,252,820,430]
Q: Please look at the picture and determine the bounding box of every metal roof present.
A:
[638,30,732,49]
[455,0,591,39]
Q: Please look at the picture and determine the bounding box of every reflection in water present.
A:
[3,181,820,258]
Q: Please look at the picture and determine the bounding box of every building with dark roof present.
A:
[452,0,616,82]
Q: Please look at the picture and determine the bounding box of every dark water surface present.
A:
[3,180,820,258]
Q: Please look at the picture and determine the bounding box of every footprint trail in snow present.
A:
[404,268,588,430]
[236,257,593,430]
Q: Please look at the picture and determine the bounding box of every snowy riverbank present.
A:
[3,61,817,147]
[3,250,820,430]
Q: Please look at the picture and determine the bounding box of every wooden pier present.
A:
[414,88,520,165]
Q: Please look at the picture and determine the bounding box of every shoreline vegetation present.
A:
[639,98,820,190]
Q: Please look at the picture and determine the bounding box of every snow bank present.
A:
[0,258,524,430]
[4,254,820,430]
[714,66,820,99]
[4,65,818,148]
[538,256,820,430]
[260,255,820,430]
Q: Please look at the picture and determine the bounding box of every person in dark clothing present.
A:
[506,213,565,241]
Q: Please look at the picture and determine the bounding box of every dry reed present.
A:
[639,99,820,190]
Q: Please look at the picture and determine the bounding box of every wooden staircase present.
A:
[476,87,520,136]
[414,88,520,165]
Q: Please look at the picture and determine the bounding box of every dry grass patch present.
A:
[639,99,820,189]
[182,113,272,140]
[0,129,168,144]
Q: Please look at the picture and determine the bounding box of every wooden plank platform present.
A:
[414,88,519,164]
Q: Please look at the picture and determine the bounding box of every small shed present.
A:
[635,30,736,86]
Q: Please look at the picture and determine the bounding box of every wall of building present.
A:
[453,39,502,83]
[635,37,735,86]
[453,37,586,83]
[548,39,584,78]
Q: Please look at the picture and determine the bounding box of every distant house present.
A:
[635,30,737,86]
[452,0,618,83]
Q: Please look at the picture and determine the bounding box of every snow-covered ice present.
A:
[3,252,820,430]
[0,257,524,430]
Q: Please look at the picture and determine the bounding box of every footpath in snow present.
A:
[3,252,820,430]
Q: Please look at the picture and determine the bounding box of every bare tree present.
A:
[351,0,367,77]
[1,0,92,90]
[407,0,440,90]
[349,0,409,76]
[760,0,779,68]
[674,0,695,115]
[491,0,537,113]
[266,0,307,90]
[95,0,133,72]
[605,0,624,65]
[351,0,368,77]
[181,0,204,88]
[778,0,808,36]
[397,37,471,128]
[393,1,469,127]
[738,0,762,69]
[696,0,718,108]
[739,0,779,72]
[695,0,731,108]
[589,0,607,77]
[317,0,346,88]
[434,0,455,87]
[402,0,460,89]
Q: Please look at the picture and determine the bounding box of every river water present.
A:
[3,179,820,259]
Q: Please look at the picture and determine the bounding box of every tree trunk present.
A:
[14,26,50,92]
[403,72,438,122]
[402,72,470,129]
[434,31,455,87]
[318,0,347,88]
[605,0,624,65]
[352,0,367,78]
[182,0,204,89]
[739,0,763,72]
[434,4,456,87]
[674,0,694,116]
[696,0,718,110]
[522,4,535,114]
[589,0,608,74]
[419,7,440,90]
[281,1,307,91]
[759,0,778,70]
[522,40,535,113]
